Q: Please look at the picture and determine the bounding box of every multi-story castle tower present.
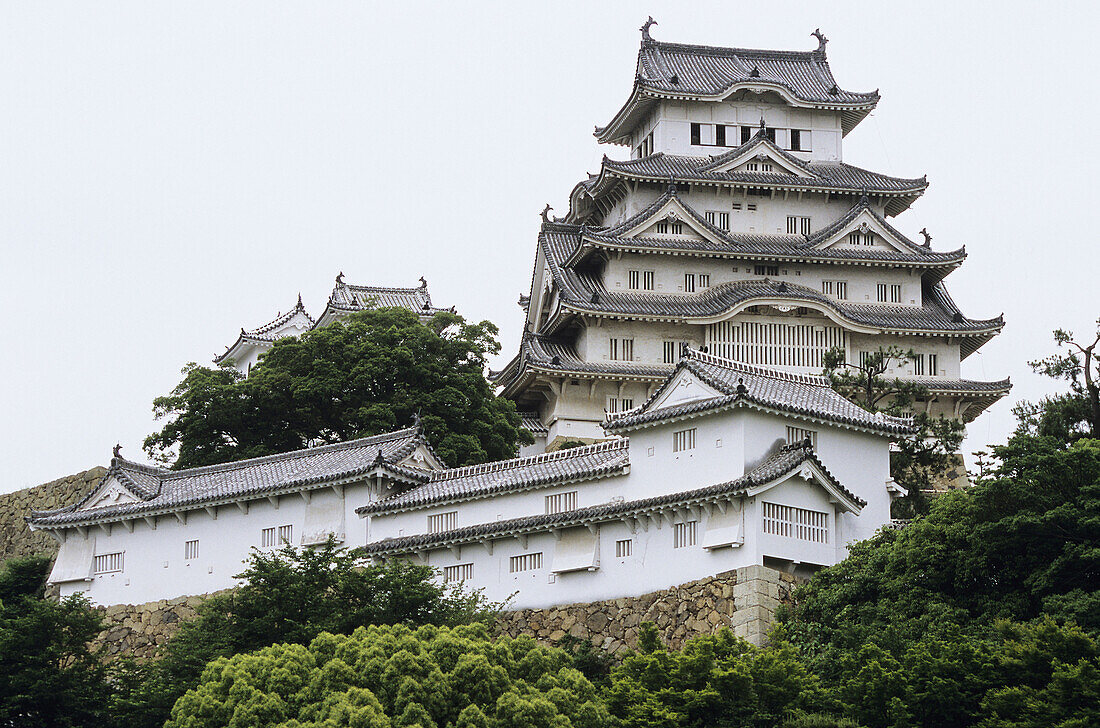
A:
[496,22,1009,454]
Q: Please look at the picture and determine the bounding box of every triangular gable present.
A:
[813,208,914,254]
[621,196,727,246]
[398,443,447,471]
[645,366,726,412]
[745,457,863,514]
[701,135,814,178]
[263,309,313,339]
[82,475,144,511]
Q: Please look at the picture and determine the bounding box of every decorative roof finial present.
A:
[412,409,422,430]
[859,188,870,205]
[640,16,657,42]
[736,378,748,397]
[777,281,788,292]
[113,443,122,459]
[759,116,767,130]
[419,276,428,288]
[919,228,932,248]
[373,448,386,465]
[812,28,828,54]
[541,204,552,223]
[296,292,304,309]
[336,271,345,285]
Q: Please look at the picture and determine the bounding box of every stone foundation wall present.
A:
[497,566,798,653]
[0,467,104,562]
[93,595,207,660]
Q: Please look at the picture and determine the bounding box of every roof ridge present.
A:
[649,39,820,61]
[430,439,627,481]
[343,284,428,294]
[157,428,420,480]
[686,348,831,386]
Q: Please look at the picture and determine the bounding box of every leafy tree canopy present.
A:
[145,307,531,469]
[109,540,500,728]
[0,555,109,728]
[1015,319,1100,441]
[164,623,612,728]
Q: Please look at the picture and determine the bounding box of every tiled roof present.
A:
[913,377,1012,395]
[518,411,549,437]
[538,227,1003,352]
[358,440,630,515]
[597,33,879,144]
[214,296,316,363]
[604,348,914,436]
[569,191,962,268]
[324,278,452,317]
[28,428,435,528]
[360,441,862,556]
[493,333,673,392]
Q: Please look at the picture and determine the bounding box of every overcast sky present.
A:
[2,1,1097,493]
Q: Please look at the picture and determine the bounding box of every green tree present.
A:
[1016,319,1100,441]
[604,623,830,728]
[823,345,965,516]
[110,540,500,728]
[163,623,612,728]
[145,307,531,469]
[0,555,110,728]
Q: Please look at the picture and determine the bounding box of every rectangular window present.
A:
[705,211,716,226]
[789,129,812,152]
[877,283,888,302]
[609,338,618,360]
[509,552,543,573]
[760,162,773,172]
[261,527,277,547]
[684,274,695,293]
[762,502,828,543]
[615,539,633,558]
[443,563,473,583]
[622,338,634,361]
[94,552,124,574]
[732,202,743,211]
[821,280,848,300]
[747,203,757,212]
[628,270,640,290]
[428,511,458,534]
[642,270,655,290]
[606,397,634,414]
[663,340,678,364]
[673,521,698,548]
[715,124,726,146]
[673,428,697,453]
[690,122,700,146]
[913,355,925,375]
[545,491,578,514]
[656,221,669,234]
[741,125,753,144]
[859,351,873,368]
[262,525,293,548]
[786,216,812,236]
[718,212,729,231]
[890,285,902,303]
[754,265,779,276]
[671,222,683,234]
[698,274,710,289]
[786,426,818,448]
[278,525,293,545]
[928,354,938,376]
[184,540,199,560]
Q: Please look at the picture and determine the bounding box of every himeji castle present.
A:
[216,274,454,373]
[496,22,1008,454]
[27,24,1005,617]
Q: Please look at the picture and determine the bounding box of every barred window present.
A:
[876,283,888,302]
[642,270,655,290]
[278,525,293,544]
[184,540,199,560]
[607,397,634,414]
[673,521,697,548]
[890,285,902,303]
[673,428,697,453]
[698,274,710,289]
[671,222,683,234]
[822,280,848,300]
[443,564,473,583]
[786,216,811,235]
[786,426,817,448]
[663,340,677,364]
[762,502,828,543]
[705,211,716,226]
[262,525,293,548]
[754,264,779,276]
[684,274,695,293]
[928,354,938,376]
[628,270,640,289]
[616,539,633,558]
[545,491,578,514]
[428,511,458,534]
[94,552,124,574]
[509,552,543,573]
[656,221,669,234]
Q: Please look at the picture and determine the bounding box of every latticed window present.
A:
[698,274,710,289]
[663,341,677,364]
[673,521,697,548]
[786,426,817,448]
[184,540,199,560]
[642,271,655,290]
[673,428,697,453]
[890,285,902,303]
[706,320,846,370]
[428,511,458,534]
[509,553,543,573]
[684,274,695,293]
[262,525,293,547]
[443,564,473,583]
[545,491,578,514]
[628,270,640,289]
[753,265,779,276]
[877,283,888,302]
[671,222,683,234]
[762,502,828,543]
[787,216,811,235]
[94,552,123,574]
[822,280,848,300]
[607,397,633,414]
[616,539,633,557]
[656,221,669,234]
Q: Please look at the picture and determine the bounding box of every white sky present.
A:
[2,1,1098,493]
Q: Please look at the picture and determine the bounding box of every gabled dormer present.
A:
[608,189,729,247]
[809,198,943,257]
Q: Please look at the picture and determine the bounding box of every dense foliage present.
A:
[0,556,109,728]
[164,623,612,728]
[1014,320,1100,441]
[145,307,530,469]
[109,541,499,728]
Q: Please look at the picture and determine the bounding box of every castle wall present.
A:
[0,467,104,562]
